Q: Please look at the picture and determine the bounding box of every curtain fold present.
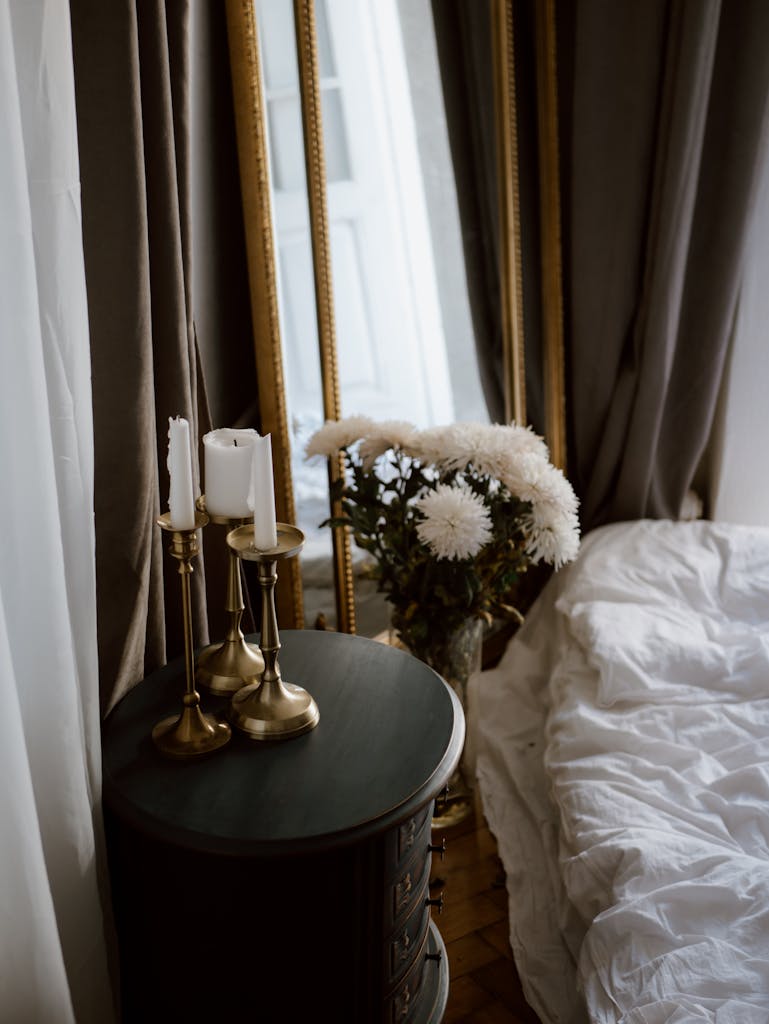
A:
[0,1,114,1019]
[564,0,769,529]
[70,0,213,713]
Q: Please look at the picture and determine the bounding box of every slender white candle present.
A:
[249,433,278,550]
[167,415,196,530]
[202,428,259,517]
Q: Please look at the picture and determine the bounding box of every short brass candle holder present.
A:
[194,496,264,695]
[153,510,232,759]
[226,523,319,741]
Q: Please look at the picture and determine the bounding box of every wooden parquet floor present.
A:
[429,798,542,1024]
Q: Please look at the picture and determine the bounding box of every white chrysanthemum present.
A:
[507,421,550,458]
[409,421,550,483]
[407,422,488,471]
[499,451,542,498]
[541,469,580,518]
[484,422,548,468]
[359,419,418,470]
[503,454,579,517]
[407,424,459,466]
[464,423,549,481]
[522,504,580,569]
[305,415,374,458]
[434,423,488,472]
[415,484,493,561]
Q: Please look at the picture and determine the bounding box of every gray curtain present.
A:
[563,0,769,529]
[70,0,213,713]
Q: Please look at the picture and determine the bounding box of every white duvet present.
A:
[474,520,769,1024]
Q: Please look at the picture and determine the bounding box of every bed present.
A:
[472,517,769,1023]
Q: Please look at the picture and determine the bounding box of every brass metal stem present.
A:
[195,497,264,695]
[152,512,231,759]
[179,551,195,699]
[257,560,282,696]
[227,524,319,741]
[225,547,245,637]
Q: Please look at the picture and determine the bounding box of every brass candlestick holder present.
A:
[194,496,264,695]
[226,523,319,741]
[153,510,232,758]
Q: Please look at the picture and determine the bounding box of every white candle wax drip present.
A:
[249,433,278,550]
[167,416,196,530]
[203,427,260,517]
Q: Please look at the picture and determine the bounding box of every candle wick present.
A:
[233,439,238,447]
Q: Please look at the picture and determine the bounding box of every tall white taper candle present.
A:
[249,433,278,550]
[167,416,196,530]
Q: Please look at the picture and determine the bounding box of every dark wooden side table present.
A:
[102,629,464,1023]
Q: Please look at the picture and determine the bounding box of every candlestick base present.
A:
[230,677,320,740]
[152,695,232,759]
[226,524,319,742]
[195,496,265,695]
[195,639,264,696]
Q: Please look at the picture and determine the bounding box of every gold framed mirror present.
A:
[224,0,566,634]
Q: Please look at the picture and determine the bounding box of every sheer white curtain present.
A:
[0,2,114,1021]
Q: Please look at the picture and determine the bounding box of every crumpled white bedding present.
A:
[473,520,769,1024]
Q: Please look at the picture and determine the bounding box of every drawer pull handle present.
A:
[394,931,411,963]
[400,817,417,853]
[425,895,444,914]
[394,984,411,1020]
[395,873,413,912]
[425,951,443,964]
[428,838,446,860]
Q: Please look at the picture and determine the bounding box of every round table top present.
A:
[102,630,464,856]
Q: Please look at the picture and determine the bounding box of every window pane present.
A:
[258,0,298,91]
[315,0,335,78]
[267,96,305,192]
[321,88,351,182]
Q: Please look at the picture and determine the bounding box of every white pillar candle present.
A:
[249,433,278,550]
[167,415,196,530]
[202,427,260,517]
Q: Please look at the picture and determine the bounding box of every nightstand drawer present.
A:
[387,804,432,870]
[388,841,431,929]
[388,895,431,986]
[386,924,430,1023]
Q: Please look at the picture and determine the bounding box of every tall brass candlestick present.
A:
[194,496,264,695]
[226,524,319,741]
[153,510,231,758]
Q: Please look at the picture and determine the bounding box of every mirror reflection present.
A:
[256,0,487,635]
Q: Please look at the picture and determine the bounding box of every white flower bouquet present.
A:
[305,416,580,667]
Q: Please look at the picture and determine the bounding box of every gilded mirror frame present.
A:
[225,0,566,632]
[533,0,567,472]
[225,0,354,632]
[493,0,566,469]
